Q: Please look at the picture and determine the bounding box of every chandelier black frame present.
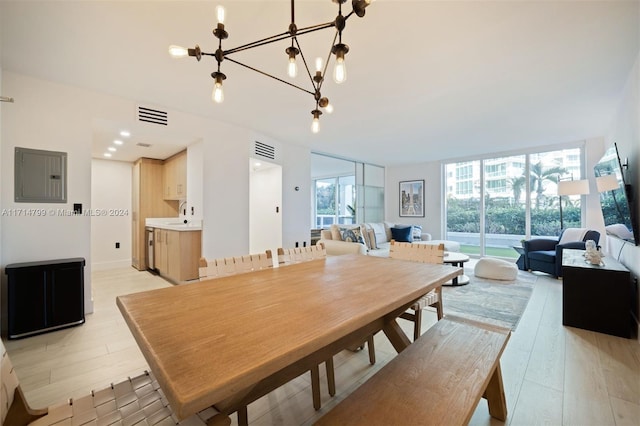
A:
[170,0,372,133]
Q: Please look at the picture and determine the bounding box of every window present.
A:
[445,147,583,258]
[311,154,384,229]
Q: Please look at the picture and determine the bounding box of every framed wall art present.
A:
[399,180,424,217]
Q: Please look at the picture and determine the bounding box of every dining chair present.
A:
[1,339,231,426]
[276,242,327,264]
[389,240,445,341]
[199,250,274,280]
[276,242,375,411]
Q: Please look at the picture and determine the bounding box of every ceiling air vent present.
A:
[137,106,168,126]
[136,143,152,148]
[253,141,276,161]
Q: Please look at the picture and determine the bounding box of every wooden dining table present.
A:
[116,254,462,421]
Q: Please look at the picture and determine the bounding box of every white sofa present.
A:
[318,222,454,257]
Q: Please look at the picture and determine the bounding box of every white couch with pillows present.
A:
[318,222,458,257]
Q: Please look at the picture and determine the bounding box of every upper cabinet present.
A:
[163,150,187,200]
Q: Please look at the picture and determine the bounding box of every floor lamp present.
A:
[557,178,590,230]
[596,174,624,223]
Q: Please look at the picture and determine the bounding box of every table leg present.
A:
[382,319,412,353]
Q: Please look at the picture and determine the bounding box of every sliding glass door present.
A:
[445,147,583,258]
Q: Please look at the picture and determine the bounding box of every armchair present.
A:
[523,228,600,278]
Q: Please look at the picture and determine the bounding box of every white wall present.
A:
[1,73,97,314]
[186,140,203,222]
[605,51,640,339]
[1,72,313,323]
[281,142,312,248]
[91,159,132,271]
[385,161,444,239]
[250,163,282,255]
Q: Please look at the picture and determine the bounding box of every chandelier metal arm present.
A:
[223,21,335,56]
[224,57,315,96]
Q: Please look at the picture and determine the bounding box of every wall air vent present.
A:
[137,106,168,126]
[253,141,276,161]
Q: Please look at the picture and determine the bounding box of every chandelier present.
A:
[169,0,373,133]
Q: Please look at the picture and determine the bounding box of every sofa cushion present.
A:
[527,250,555,263]
[384,222,395,242]
[391,226,413,243]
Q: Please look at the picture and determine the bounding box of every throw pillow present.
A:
[369,222,387,244]
[330,224,343,241]
[390,226,413,243]
[412,225,423,241]
[341,227,365,244]
[367,229,378,249]
[360,225,372,249]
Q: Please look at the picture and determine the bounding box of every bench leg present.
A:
[484,362,507,421]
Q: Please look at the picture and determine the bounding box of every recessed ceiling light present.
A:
[108,147,117,152]
[255,162,261,167]
[114,140,123,145]
[120,130,130,137]
[103,153,112,157]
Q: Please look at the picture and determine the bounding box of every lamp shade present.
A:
[557,179,590,196]
[596,174,619,193]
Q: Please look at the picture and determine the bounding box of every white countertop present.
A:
[146,217,202,231]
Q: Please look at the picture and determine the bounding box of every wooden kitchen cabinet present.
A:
[154,228,201,283]
[132,158,178,270]
[163,150,187,200]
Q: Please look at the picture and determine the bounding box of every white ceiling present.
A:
[1,1,638,166]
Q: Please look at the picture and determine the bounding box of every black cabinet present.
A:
[562,249,632,338]
[6,258,85,339]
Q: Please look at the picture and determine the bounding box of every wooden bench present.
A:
[314,315,511,426]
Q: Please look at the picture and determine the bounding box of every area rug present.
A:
[441,270,536,331]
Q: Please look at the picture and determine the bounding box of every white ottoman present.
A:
[474,258,518,281]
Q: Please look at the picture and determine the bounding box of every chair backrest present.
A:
[277,242,326,266]
[1,339,19,426]
[389,241,445,264]
[199,250,273,280]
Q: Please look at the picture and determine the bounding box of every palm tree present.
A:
[529,161,567,209]
[508,176,526,205]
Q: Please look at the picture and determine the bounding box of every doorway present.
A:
[249,158,283,256]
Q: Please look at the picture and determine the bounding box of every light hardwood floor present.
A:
[4,264,639,425]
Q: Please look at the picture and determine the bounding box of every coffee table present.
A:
[443,252,470,286]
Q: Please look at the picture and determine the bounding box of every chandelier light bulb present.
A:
[325,103,334,114]
[311,116,320,133]
[333,56,347,84]
[288,56,298,78]
[212,83,224,103]
[216,5,225,24]
[311,109,322,133]
[168,45,188,58]
[315,57,323,73]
